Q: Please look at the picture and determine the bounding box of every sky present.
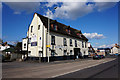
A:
[1,1,119,48]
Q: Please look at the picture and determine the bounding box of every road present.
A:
[56,57,118,78]
[2,56,118,79]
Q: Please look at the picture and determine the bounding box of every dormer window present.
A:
[66,28,70,34]
[51,24,54,29]
[68,29,70,34]
[51,24,58,31]
[53,24,58,31]
[77,33,82,38]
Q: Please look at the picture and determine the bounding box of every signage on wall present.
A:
[31,42,37,46]
[46,45,50,47]
[31,34,37,42]
[55,45,65,48]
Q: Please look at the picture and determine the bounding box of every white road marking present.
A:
[51,58,116,78]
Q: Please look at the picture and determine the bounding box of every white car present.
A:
[109,53,113,55]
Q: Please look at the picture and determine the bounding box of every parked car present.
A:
[99,55,105,58]
[93,53,101,60]
[0,54,5,62]
[114,53,119,56]
[109,53,114,56]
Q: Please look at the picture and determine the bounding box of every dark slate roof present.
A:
[36,13,88,41]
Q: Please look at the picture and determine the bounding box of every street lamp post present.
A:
[47,7,57,63]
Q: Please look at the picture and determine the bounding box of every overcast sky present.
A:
[1,1,119,48]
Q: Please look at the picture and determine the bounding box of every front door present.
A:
[74,48,80,59]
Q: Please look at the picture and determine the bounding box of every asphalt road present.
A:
[56,57,118,78]
[2,55,118,79]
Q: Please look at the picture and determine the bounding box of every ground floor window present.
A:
[28,51,31,55]
[39,51,43,57]
[84,51,86,55]
[64,50,67,56]
[51,50,55,56]
[70,50,72,55]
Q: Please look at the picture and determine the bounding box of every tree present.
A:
[14,42,22,54]
[0,38,3,44]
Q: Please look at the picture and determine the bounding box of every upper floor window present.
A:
[31,26,33,33]
[38,25,40,30]
[28,38,31,44]
[82,41,84,48]
[51,36,55,45]
[85,42,87,48]
[24,43,26,48]
[63,38,67,46]
[75,40,77,47]
[70,39,72,46]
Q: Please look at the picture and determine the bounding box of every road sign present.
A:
[46,45,50,47]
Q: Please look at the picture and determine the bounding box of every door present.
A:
[74,48,80,59]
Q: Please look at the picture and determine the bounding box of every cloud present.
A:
[0,2,2,8]
[4,2,41,14]
[96,44,115,48]
[95,2,117,11]
[7,41,17,45]
[83,33,105,39]
[3,2,117,19]
[44,2,117,19]
[45,2,59,7]
[45,2,94,19]
[95,43,99,45]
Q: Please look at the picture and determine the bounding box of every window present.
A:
[77,33,81,38]
[28,38,31,44]
[0,47,1,49]
[51,50,55,56]
[68,29,70,34]
[84,51,86,55]
[70,50,72,55]
[51,36,55,45]
[70,39,72,46]
[82,41,84,48]
[63,38,67,46]
[85,42,87,48]
[28,51,31,55]
[38,25,40,30]
[31,26,33,33]
[75,40,77,47]
[39,51,43,57]
[53,24,58,31]
[66,29,70,34]
[24,43,26,48]
[64,50,67,56]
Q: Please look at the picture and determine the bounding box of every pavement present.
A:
[2,55,118,79]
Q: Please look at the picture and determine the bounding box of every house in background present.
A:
[88,42,95,57]
[111,44,120,54]
[97,48,111,55]
[93,48,109,56]
[22,13,89,62]
[0,43,10,51]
